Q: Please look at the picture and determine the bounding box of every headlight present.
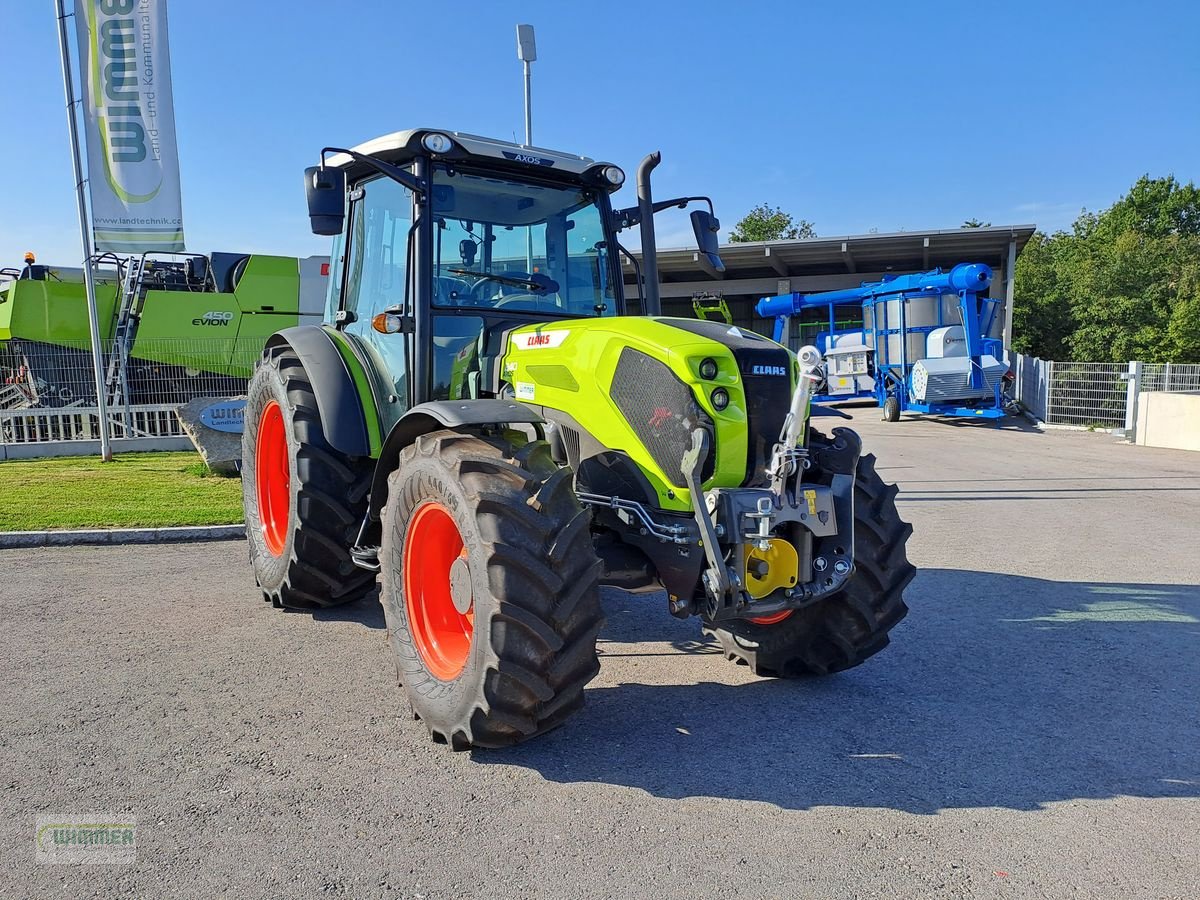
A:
[602,165,625,186]
[698,357,718,380]
[711,388,730,411]
[421,132,453,154]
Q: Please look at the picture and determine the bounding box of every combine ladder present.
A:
[103,256,148,424]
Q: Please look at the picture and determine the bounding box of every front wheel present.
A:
[380,431,604,749]
[706,451,914,677]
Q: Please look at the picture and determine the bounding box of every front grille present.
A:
[733,347,793,486]
[610,347,714,488]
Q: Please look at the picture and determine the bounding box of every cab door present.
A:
[336,174,415,433]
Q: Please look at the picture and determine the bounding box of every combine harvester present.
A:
[756,264,1015,422]
[0,251,326,409]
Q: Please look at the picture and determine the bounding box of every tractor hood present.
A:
[502,316,796,511]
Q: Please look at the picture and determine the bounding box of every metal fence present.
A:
[0,405,186,444]
[1014,355,1200,431]
[5,335,1199,445]
[1,337,261,444]
[1045,361,1130,428]
[1142,363,1200,394]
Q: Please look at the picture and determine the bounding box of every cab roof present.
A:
[327,128,615,182]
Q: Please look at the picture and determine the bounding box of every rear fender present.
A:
[264,326,372,457]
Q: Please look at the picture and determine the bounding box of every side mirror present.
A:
[690,209,724,274]
[304,166,346,236]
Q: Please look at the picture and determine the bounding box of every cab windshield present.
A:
[431,166,617,317]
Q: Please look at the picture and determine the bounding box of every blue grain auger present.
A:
[756,263,1013,421]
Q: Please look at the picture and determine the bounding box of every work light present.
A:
[422,132,453,154]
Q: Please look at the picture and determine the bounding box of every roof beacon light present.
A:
[421,132,453,154]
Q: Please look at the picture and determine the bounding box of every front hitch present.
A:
[681,380,863,623]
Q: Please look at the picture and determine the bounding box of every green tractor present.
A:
[241,129,914,749]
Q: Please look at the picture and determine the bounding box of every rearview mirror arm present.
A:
[320,147,427,198]
[614,196,716,231]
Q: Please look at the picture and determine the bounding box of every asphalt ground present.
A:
[2,409,1198,898]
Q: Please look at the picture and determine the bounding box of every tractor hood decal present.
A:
[511,330,569,350]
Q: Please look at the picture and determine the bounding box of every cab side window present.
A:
[343,175,412,325]
[340,175,414,430]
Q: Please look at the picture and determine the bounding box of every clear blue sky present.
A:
[3,0,1198,266]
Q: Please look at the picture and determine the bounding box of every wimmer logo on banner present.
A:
[75,0,185,252]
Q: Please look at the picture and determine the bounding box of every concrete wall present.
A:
[0,436,194,461]
[1135,391,1200,452]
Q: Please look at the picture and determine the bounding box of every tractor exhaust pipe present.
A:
[636,152,662,317]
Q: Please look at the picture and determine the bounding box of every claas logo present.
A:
[526,334,552,346]
[192,311,234,327]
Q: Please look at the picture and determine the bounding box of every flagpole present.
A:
[55,0,112,461]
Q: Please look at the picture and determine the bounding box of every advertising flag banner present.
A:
[74,0,185,252]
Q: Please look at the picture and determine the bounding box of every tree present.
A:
[729,203,815,242]
[1013,175,1200,363]
[1011,231,1075,359]
[961,219,991,228]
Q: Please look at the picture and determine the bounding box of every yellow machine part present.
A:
[742,539,799,599]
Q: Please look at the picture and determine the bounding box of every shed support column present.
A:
[841,242,857,273]
[765,247,788,277]
[1004,238,1016,363]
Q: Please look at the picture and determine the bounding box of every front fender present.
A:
[367,400,544,519]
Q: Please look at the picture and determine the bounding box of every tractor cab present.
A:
[307,128,720,431]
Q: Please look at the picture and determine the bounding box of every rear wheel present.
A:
[706,451,914,677]
[242,348,375,609]
[380,430,604,749]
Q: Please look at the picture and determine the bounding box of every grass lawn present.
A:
[0,452,244,531]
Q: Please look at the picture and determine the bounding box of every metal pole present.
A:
[523,60,532,147]
[523,59,532,270]
[55,0,112,461]
[1045,359,1054,423]
[515,25,537,272]
[1123,360,1142,441]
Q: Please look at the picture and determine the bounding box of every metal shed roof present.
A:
[626,225,1037,284]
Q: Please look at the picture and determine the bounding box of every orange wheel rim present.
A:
[255,399,290,557]
[749,610,793,626]
[403,502,473,680]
